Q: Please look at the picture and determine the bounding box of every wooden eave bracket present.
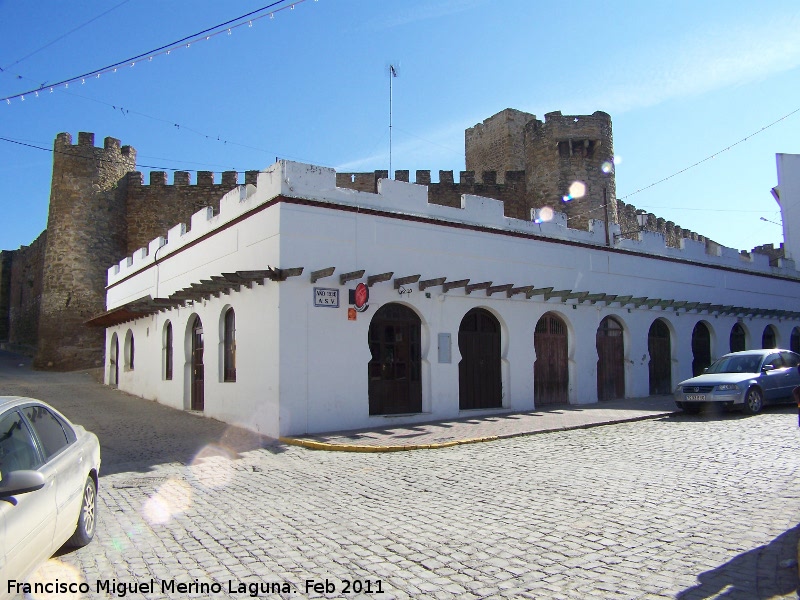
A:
[339,270,365,285]
[465,281,492,295]
[544,289,571,301]
[310,267,335,284]
[368,272,394,287]
[564,291,589,303]
[443,279,469,293]
[394,274,421,289]
[526,287,553,299]
[419,277,446,291]
[267,266,304,282]
[487,284,513,296]
[507,285,533,298]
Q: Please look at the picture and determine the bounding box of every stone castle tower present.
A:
[466,108,616,230]
[35,133,137,369]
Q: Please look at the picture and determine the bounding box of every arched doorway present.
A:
[730,323,746,353]
[597,316,625,401]
[762,325,777,349]
[368,303,422,415]
[691,322,711,376]
[109,334,119,387]
[191,316,205,411]
[458,308,501,410]
[648,319,671,395]
[792,327,800,354]
[534,313,569,405]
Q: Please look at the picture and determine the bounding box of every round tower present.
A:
[524,111,616,231]
[35,132,137,370]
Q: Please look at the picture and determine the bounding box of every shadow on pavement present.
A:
[677,524,799,599]
[0,350,286,476]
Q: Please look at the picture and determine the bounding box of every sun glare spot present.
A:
[568,181,586,199]
[534,207,555,224]
[143,478,193,525]
[190,443,237,488]
[27,560,85,599]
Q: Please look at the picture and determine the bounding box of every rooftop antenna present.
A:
[388,62,399,178]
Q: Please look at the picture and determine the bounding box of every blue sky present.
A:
[1,0,799,253]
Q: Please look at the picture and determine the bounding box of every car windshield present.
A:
[704,355,762,374]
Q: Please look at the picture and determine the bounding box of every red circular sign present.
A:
[354,282,369,309]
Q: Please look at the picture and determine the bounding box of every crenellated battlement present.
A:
[108,161,800,289]
[127,169,259,188]
[54,131,135,157]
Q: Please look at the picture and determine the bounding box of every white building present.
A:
[91,160,800,438]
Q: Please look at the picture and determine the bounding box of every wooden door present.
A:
[458,308,502,410]
[368,304,422,415]
[691,322,711,376]
[191,317,205,411]
[730,323,746,353]
[648,319,671,395]
[597,316,625,401]
[534,313,569,405]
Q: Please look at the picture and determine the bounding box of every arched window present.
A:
[164,321,173,380]
[224,308,236,382]
[124,329,135,371]
[729,323,746,353]
[791,327,800,354]
[762,325,777,349]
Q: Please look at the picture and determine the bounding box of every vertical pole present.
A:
[389,65,393,178]
[603,186,610,246]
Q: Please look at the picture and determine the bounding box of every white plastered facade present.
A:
[101,160,800,438]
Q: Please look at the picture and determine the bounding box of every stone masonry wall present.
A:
[465,108,534,180]
[524,111,617,231]
[35,133,137,370]
[0,251,12,342]
[126,170,258,253]
[5,232,47,349]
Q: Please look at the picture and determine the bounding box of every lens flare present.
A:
[143,478,193,525]
[601,161,613,174]
[568,181,586,199]
[534,207,555,224]
[27,560,86,600]
[190,443,236,488]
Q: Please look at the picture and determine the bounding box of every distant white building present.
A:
[90,160,800,438]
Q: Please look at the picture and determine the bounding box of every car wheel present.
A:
[742,387,763,416]
[681,403,702,414]
[68,476,97,547]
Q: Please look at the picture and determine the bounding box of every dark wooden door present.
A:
[534,313,569,405]
[730,323,746,353]
[691,322,711,376]
[112,337,119,386]
[597,316,624,401]
[368,304,421,415]
[191,317,205,411]
[792,327,800,354]
[459,308,502,410]
[762,325,777,349]
[648,319,671,395]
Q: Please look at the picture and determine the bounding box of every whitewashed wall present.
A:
[104,161,800,437]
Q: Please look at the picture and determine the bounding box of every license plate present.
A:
[685,394,706,401]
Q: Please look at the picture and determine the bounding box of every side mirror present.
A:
[762,364,775,372]
[0,470,45,496]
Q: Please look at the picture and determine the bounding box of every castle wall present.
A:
[5,232,47,350]
[35,133,137,370]
[465,108,534,179]
[524,111,617,231]
[0,251,12,342]
[125,170,259,253]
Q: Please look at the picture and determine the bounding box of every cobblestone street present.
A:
[2,351,799,599]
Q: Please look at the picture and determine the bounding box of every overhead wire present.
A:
[1,0,307,103]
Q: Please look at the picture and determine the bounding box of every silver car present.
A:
[675,349,800,415]
[0,396,101,587]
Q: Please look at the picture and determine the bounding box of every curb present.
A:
[279,410,677,452]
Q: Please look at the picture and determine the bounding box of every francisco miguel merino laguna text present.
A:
[8,578,296,597]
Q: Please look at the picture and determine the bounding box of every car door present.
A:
[780,352,800,400]
[759,353,789,400]
[21,404,85,545]
[0,408,57,584]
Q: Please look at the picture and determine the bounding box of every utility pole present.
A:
[389,64,398,178]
